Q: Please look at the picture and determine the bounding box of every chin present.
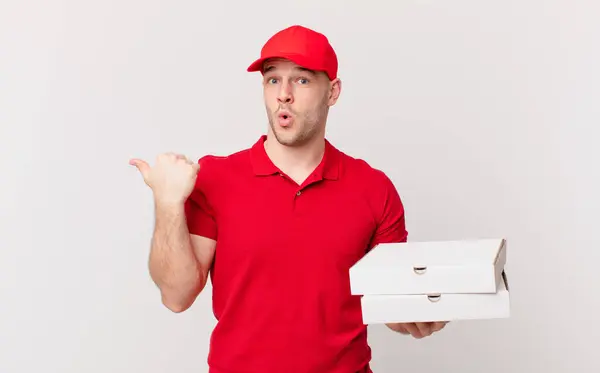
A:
[273,133,299,146]
[275,132,313,147]
[269,119,315,147]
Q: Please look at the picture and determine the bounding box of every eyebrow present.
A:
[263,65,316,75]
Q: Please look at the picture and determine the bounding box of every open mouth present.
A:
[277,111,293,127]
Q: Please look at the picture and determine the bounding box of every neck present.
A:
[264,133,325,180]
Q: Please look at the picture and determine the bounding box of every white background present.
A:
[2,1,599,372]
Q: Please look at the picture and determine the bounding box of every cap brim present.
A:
[246,53,318,73]
[246,58,267,72]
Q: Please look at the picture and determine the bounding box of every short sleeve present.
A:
[184,157,218,240]
[368,172,408,250]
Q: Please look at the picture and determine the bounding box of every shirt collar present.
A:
[250,135,340,181]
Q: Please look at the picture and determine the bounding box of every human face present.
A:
[262,59,341,147]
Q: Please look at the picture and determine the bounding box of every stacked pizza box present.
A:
[349,238,510,324]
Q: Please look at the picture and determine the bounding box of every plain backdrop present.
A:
[2,1,599,372]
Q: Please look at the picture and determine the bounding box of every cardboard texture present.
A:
[350,238,507,295]
[349,238,511,324]
[360,271,510,324]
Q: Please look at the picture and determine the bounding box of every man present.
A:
[130,25,447,373]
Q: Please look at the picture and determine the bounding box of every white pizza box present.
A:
[360,271,510,324]
[350,238,507,295]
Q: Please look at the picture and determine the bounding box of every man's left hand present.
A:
[386,322,448,339]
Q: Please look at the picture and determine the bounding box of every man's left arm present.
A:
[369,171,448,339]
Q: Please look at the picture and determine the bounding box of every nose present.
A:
[277,81,294,105]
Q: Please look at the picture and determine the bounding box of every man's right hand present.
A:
[129,153,200,206]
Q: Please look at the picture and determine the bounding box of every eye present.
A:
[297,78,309,84]
[266,77,278,84]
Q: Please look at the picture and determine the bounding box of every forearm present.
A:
[148,201,204,311]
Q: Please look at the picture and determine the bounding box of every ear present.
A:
[327,78,342,106]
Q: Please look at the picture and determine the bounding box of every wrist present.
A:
[153,196,186,212]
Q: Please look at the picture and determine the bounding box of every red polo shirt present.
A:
[185,135,408,373]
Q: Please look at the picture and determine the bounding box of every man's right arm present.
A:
[148,201,216,313]
[130,153,217,313]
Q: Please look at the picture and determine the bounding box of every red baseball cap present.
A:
[246,25,338,80]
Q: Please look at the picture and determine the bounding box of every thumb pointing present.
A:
[129,158,150,178]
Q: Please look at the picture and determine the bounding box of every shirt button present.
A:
[296,191,302,196]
